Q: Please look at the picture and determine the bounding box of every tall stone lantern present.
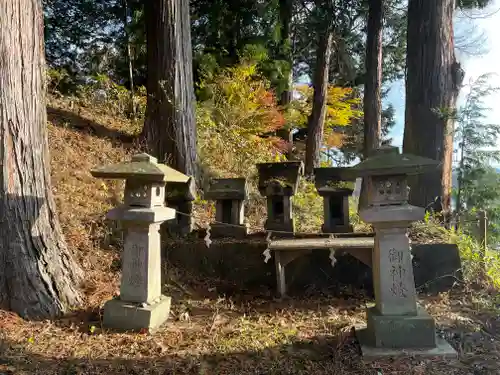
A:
[91,153,189,332]
[351,146,456,357]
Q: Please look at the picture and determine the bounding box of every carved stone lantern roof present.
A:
[90,153,190,183]
[204,178,248,201]
[257,161,304,196]
[351,146,439,177]
[314,167,355,195]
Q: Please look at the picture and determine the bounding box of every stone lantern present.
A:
[351,146,456,357]
[205,178,249,238]
[314,167,355,233]
[91,153,189,332]
[257,161,304,237]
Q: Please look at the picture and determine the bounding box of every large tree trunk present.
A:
[0,0,83,320]
[305,32,334,176]
[403,0,463,211]
[143,0,198,178]
[363,0,383,157]
[359,0,384,210]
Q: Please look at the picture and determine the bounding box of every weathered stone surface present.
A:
[204,178,247,201]
[210,223,248,238]
[120,224,163,303]
[364,306,436,348]
[322,194,352,233]
[165,177,196,202]
[107,206,176,223]
[351,146,440,177]
[103,295,171,332]
[92,153,183,332]
[313,167,356,195]
[164,177,196,237]
[257,161,304,196]
[412,244,462,294]
[358,331,457,361]
[91,152,190,182]
[354,147,454,356]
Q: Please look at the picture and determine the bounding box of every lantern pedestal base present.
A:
[357,306,456,361]
[364,306,436,348]
[358,329,457,361]
[103,295,171,332]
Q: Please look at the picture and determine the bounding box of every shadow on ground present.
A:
[47,106,137,144]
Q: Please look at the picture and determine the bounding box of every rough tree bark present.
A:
[363,0,383,157]
[0,0,83,319]
[359,0,384,210]
[403,0,463,211]
[277,0,294,158]
[305,32,334,176]
[143,0,198,178]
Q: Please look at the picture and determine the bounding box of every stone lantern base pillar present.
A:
[357,205,456,359]
[103,207,176,332]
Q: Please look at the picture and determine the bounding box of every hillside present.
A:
[0,98,499,374]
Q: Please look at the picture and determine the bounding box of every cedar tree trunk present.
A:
[305,32,334,176]
[363,0,383,157]
[359,0,384,210]
[403,0,463,211]
[0,0,83,319]
[143,0,198,178]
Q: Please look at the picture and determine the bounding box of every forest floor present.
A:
[0,98,499,374]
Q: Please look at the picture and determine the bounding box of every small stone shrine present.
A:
[314,167,355,233]
[257,161,304,237]
[165,177,196,237]
[351,146,456,358]
[91,153,189,332]
[204,178,249,238]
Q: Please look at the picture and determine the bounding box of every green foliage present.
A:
[293,180,323,233]
[196,62,287,178]
[452,73,500,246]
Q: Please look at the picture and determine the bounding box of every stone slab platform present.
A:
[103,295,171,332]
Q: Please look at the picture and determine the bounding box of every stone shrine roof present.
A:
[90,153,190,182]
[351,146,439,177]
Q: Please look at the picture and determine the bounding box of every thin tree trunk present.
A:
[305,31,334,176]
[359,0,384,210]
[0,0,83,319]
[123,0,136,117]
[279,0,293,106]
[143,0,198,178]
[403,0,463,211]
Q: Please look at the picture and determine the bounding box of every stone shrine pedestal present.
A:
[91,153,189,332]
[351,147,457,360]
